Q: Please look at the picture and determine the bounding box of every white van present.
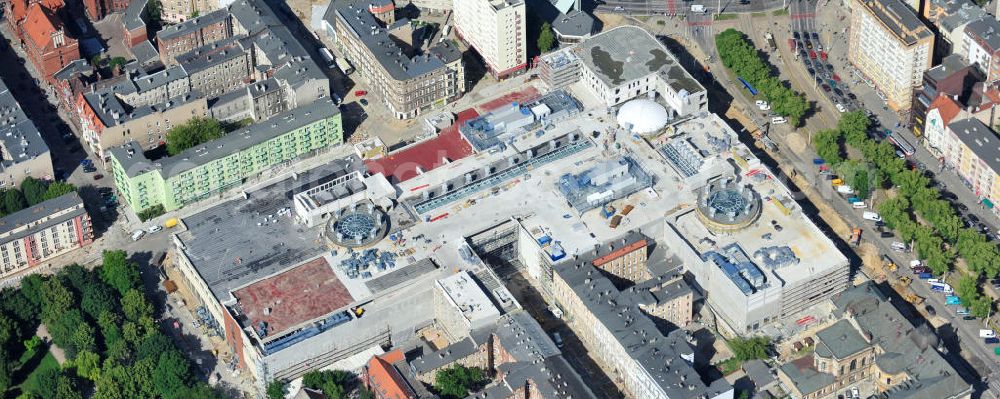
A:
[771,116,787,124]
[836,103,847,113]
[862,211,881,222]
[852,201,867,209]
[980,329,996,338]
[691,4,707,13]
[131,230,145,241]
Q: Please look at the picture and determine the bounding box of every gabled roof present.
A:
[928,93,962,126]
[366,350,415,399]
[23,3,62,51]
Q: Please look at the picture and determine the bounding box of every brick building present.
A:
[156,9,233,63]
[6,0,81,84]
[0,193,93,281]
[83,0,130,21]
[363,350,419,399]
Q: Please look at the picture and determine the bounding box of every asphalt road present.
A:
[594,0,787,15]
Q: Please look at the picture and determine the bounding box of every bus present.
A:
[318,47,335,68]
[737,77,758,96]
[888,132,915,157]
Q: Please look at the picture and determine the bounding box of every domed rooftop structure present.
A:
[617,99,670,134]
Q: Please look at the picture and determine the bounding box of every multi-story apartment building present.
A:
[0,193,92,280]
[922,0,984,57]
[0,80,53,187]
[122,0,148,47]
[961,17,1000,83]
[777,282,973,399]
[932,118,1000,211]
[848,0,934,114]
[433,271,501,341]
[6,0,81,85]
[589,232,651,284]
[453,0,526,79]
[923,82,1000,155]
[160,0,221,23]
[109,98,342,213]
[324,0,466,119]
[156,9,232,62]
[550,250,733,399]
[174,37,253,98]
[910,54,981,136]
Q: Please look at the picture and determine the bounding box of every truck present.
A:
[319,47,335,68]
[789,38,797,52]
[765,32,777,51]
[336,57,354,75]
[929,282,953,293]
[691,4,707,13]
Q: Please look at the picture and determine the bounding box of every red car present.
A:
[808,51,817,59]
[354,90,368,96]
[832,74,841,82]
[819,51,828,60]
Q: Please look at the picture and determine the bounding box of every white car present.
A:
[850,387,860,398]
[148,225,163,234]
[131,230,145,241]
[755,100,770,111]
[836,103,847,113]
[771,116,787,124]
[862,211,882,222]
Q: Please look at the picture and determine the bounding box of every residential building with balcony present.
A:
[910,53,981,136]
[453,0,526,79]
[108,98,342,213]
[961,17,1000,83]
[0,192,93,280]
[0,80,53,187]
[848,0,934,114]
[922,0,984,57]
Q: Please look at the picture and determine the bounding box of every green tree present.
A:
[97,311,123,349]
[165,117,225,156]
[100,250,140,296]
[302,370,354,398]
[122,289,153,322]
[813,129,843,165]
[537,22,555,53]
[153,350,192,397]
[137,204,166,222]
[837,110,871,147]
[20,177,49,205]
[0,314,20,348]
[29,368,61,398]
[1,286,40,325]
[74,350,102,381]
[70,322,98,357]
[267,380,286,399]
[136,333,174,362]
[40,278,74,323]
[19,274,46,307]
[0,351,11,393]
[728,336,770,361]
[54,373,83,399]
[81,282,118,322]
[434,365,485,399]
[2,188,27,215]
[43,182,76,201]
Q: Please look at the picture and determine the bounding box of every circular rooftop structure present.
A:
[617,99,670,134]
[327,202,389,248]
[695,177,762,233]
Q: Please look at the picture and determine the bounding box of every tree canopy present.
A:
[434,365,486,399]
[716,29,809,125]
[537,22,555,53]
[165,117,225,156]
[728,336,770,361]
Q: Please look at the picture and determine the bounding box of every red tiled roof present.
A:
[23,3,61,50]
[928,93,962,127]
[592,239,647,267]
[367,350,415,399]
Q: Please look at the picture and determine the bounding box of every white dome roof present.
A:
[617,99,669,134]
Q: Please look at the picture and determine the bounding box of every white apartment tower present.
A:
[453,0,527,79]
[848,0,934,114]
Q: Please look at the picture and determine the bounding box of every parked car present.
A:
[771,116,787,124]
[148,225,163,234]
[359,98,369,106]
[821,84,831,92]
[836,103,847,113]
[93,174,103,181]
[131,230,145,241]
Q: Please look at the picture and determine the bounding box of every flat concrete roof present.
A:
[573,25,703,94]
[232,256,355,339]
[436,271,501,326]
[176,156,364,301]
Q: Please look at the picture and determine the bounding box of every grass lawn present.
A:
[716,358,743,375]
[19,351,59,394]
[751,11,767,17]
[714,13,738,20]
[772,8,789,16]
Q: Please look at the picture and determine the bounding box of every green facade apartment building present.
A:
[109,99,343,213]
